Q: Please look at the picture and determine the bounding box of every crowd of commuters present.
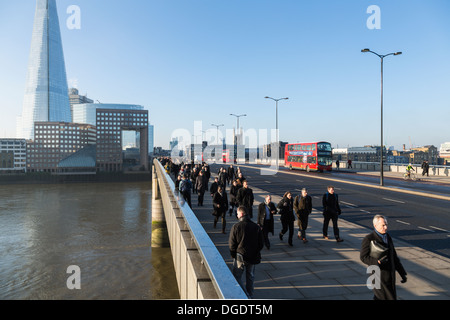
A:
[159,157,407,300]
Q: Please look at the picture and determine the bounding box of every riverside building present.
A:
[95,108,149,172]
[27,122,96,173]
[0,139,27,173]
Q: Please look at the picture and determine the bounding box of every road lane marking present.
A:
[396,220,410,225]
[360,209,371,213]
[418,226,435,232]
[383,198,406,204]
[429,226,448,232]
[341,201,357,207]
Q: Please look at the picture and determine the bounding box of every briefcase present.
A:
[370,240,388,260]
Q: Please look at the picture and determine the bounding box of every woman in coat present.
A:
[277,191,295,246]
[360,215,407,300]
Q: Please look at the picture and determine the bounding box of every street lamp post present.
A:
[265,96,289,167]
[230,114,247,163]
[361,49,402,186]
[211,124,224,163]
[211,123,224,145]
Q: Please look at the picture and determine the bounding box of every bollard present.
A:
[151,165,169,247]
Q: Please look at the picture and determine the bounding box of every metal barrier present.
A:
[153,159,247,299]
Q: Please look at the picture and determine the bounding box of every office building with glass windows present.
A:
[72,103,144,126]
[27,122,96,172]
[0,139,27,173]
[73,102,154,159]
[96,109,149,172]
[69,88,93,120]
[19,0,71,140]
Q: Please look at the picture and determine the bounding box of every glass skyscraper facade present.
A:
[20,0,71,140]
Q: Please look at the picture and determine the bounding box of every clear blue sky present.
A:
[1,0,449,149]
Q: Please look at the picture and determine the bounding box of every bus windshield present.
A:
[317,143,332,152]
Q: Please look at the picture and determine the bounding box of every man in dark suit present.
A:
[360,214,407,300]
[294,188,312,243]
[322,185,343,242]
[236,180,254,218]
[212,185,228,233]
[257,195,277,249]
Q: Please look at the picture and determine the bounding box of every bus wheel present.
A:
[306,166,310,172]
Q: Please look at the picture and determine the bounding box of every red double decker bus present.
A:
[285,141,333,172]
[222,149,230,163]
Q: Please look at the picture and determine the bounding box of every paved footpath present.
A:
[189,174,450,300]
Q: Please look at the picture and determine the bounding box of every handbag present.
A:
[370,240,388,260]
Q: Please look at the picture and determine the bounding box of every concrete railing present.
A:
[152,159,247,299]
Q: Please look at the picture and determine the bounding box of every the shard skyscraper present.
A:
[19,0,71,140]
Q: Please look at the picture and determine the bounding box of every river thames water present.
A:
[0,181,179,299]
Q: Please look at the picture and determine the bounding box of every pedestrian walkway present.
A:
[190,176,450,300]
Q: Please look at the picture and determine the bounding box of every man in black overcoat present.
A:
[212,185,228,233]
[229,206,264,299]
[236,180,254,218]
[360,214,408,300]
[322,185,343,242]
[257,195,277,249]
[294,188,312,243]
